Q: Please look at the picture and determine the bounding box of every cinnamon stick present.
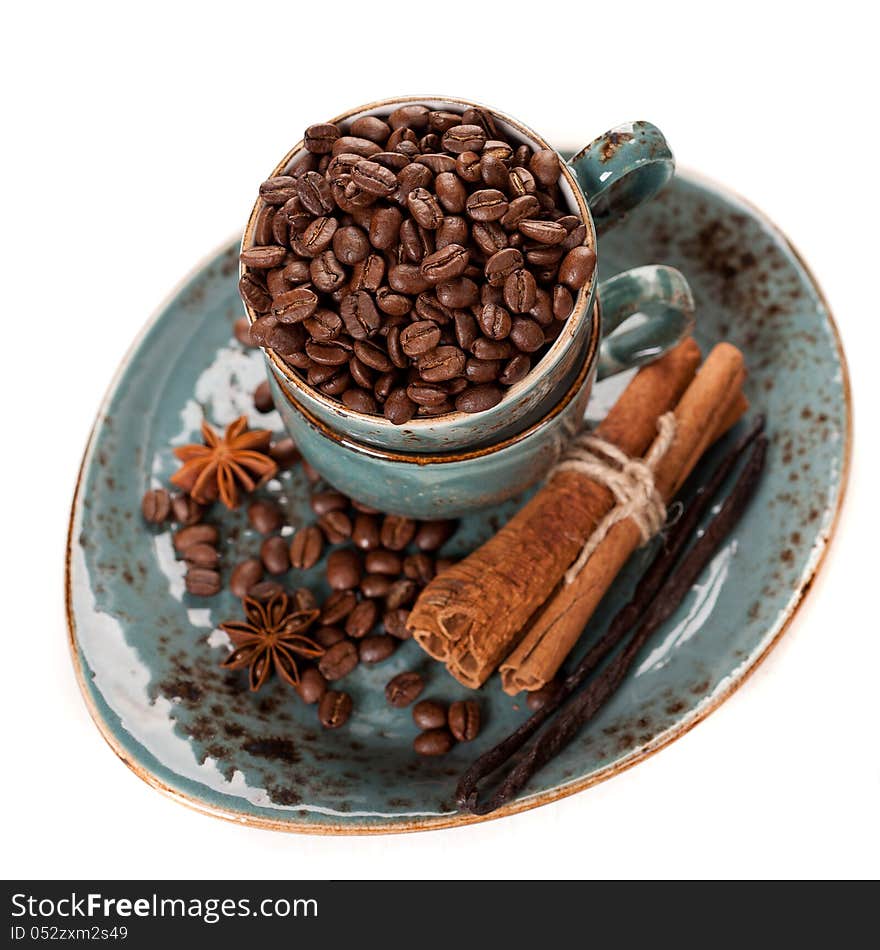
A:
[408,338,702,687]
[500,343,746,694]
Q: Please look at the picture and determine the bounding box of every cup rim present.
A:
[271,297,600,465]
[240,94,597,434]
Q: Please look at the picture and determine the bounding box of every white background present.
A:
[2,1,877,880]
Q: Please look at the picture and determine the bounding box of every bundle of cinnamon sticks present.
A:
[408,339,749,694]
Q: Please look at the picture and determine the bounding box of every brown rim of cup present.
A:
[240,95,598,431]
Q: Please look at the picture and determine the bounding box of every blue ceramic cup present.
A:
[241,96,694,455]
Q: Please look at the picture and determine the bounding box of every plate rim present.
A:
[65,167,854,835]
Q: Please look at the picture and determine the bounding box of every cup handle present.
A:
[595,264,695,380]
[568,121,674,233]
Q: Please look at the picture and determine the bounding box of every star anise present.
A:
[220,592,323,692]
[171,415,277,509]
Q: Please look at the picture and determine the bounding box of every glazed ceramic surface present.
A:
[242,98,688,453]
[68,171,850,833]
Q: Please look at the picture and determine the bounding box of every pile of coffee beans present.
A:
[239,104,596,423]
[384,671,482,755]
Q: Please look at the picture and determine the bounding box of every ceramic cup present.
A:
[267,299,602,519]
[241,96,695,453]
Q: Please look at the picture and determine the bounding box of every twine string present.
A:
[552,412,677,585]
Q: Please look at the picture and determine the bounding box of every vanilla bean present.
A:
[458,430,767,815]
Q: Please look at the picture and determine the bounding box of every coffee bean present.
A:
[304,123,340,154]
[380,515,417,550]
[442,124,486,154]
[384,387,417,425]
[365,549,403,574]
[350,115,391,143]
[385,577,419,609]
[360,573,392,598]
[436,215,469,250]
[503,268,537,313]
[406,381,448,406]
[466,189,509,222]
[385,671,425,707]
[318,509,352,543]
[559,246,597,289]
[181,543,218,570]
[389,264,430,295]
[510,317,545,353]
[185,568,221,597]
[480,153,510,189]
[345,598,378,639]
[434,172,467,213]
[252,380,274,414]
[478,303,512,340]
[420,244,469,283]
[519,219,567,245]
[530,148,560,186]
[170,494,204,526]
[230,559,264,598]
[376,289,411,318]
[296,667,327,704]
[414,728,454,756]
[358,634,397,664]
[248,499,283,534]
[508,166,536,197]
[173,524,219,552]
[407,188,444,229]
[290,525,323,569]
[247,579,284,602]
[456,383,503,413]
[260,535,290,574]
[465,358,502,384]
[259,176,298,205]
[319,690,353,728]
[240,245,287,269]
[369,206,403,249]
[326,548,362,590]
[310,250,347,293]
[499,353,531,386]
[234,317,255,347]
[314,625,345,648]
[526,679,564,711]
[383,608,411,639]
[413,699,447,730]
[389,103,430,129]
[417,345,465,382]
[239,273,272,313]
[141,488,171,523]
[400,320,441,357]
[471,337,513,361]
[310,490,348,515]
[448,699,481,741]
[403,552,434,584]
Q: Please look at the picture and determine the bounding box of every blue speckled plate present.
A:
[66,170,851,833]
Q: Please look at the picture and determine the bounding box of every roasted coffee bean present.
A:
[186,567,221,597]
[321,589,358,625]
[400,218,428,263]
[433,172,466,213]
[436,278,478,309]
[500,194,540,230]
[141,488,171,523]
[247,579,284,602]
[171,494,205,526]
[485,247,523,287]
[503,268,537,313]
[253,379,274,413]
[365,549,403,574]
[369,206,403,249]
[389,263,430,295]
[559,246,597,289]
[510,317,545,353]
[561,223,588,251]
[173,524,219,552]
[519,219,567,245]
[289,525,323,569]
[383,386,417,424]
[420,244,469,283]
[296,667,328,704]
[414,728,454,756]
[403,552,434,584]
[414,293,453,324]
[414,520,456,551]
[183,543,219,569]
[406,380,448,406]
[348,358,374,391]
[471,337,512,361]
[480,153,510,189]
[314,625,345,648]
[304,308,344,342]
[310,490,348,516]
[529,288,554,326]
[417,345,466,382]
[255,534,289,575]
[330,225,369,265]
[383,607,411,639]
[526,679,564,711]
[297,171,334,215]
[453,310,479,350]
[456,383,503,413]
[319,690,352,728]
[552,284,575,320]
[348,512,379,551]
[525,244,565,267]
[230,559,264,598]
[375,371,396,401]
[295,217,337,258]
[385,671,425,707]
[240,245,287,269]
[269,438,300,470]
[360,573,392,598]
[318,641,359,681]
[358,634,397,664]
[407,188,444,229]
[400,320,441,357]
[310,251,347,293]
[376,288,411,318]
[472,221,508,256]
[333,136,382,158]
[478,303,512,340]
[304,122,340,153]
[351,158,398,197]
[465,357,502,383]
[326,548,362,590]
[345,598,378,638]
[385,577,419,609]
[508,166,536,197]
[253,205,276,246]
[234,317,255,347]
[247,498,283,534]
[388,103,430,129]
[529,148,560,186]
[239,273,272,313]
[350,115,391,143]
[321,369,352,396]
[442,124,486,153]
[353,339,393,372]
[436,215,469,249]
[380,515,417,550]
[319,509,352,543]
[466,189,509,222]
[499,353,531,386]
[413,699,447,730]
[339,290,381,340]
[416,153,456,174]
[343,385,379,414]
[448,699,481,741]
[259,176,298,205]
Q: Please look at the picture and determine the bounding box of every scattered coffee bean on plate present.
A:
[230,558,264,598]
[247,499,283,534]
[290,524,324,569]
[414,728,455,757]
[260,535,291,574]
[448,699,481,741]
[173,523,219,552]
[239,107,596,422]
[185,568,221,597]
[253,380,274,413]
[318,640,359,680]
[413,699,447,730]
[141,488,171,524]
[358,634,397,664]
[385,671,424,707]
[296,667,328,704]
[319,690,353,729]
